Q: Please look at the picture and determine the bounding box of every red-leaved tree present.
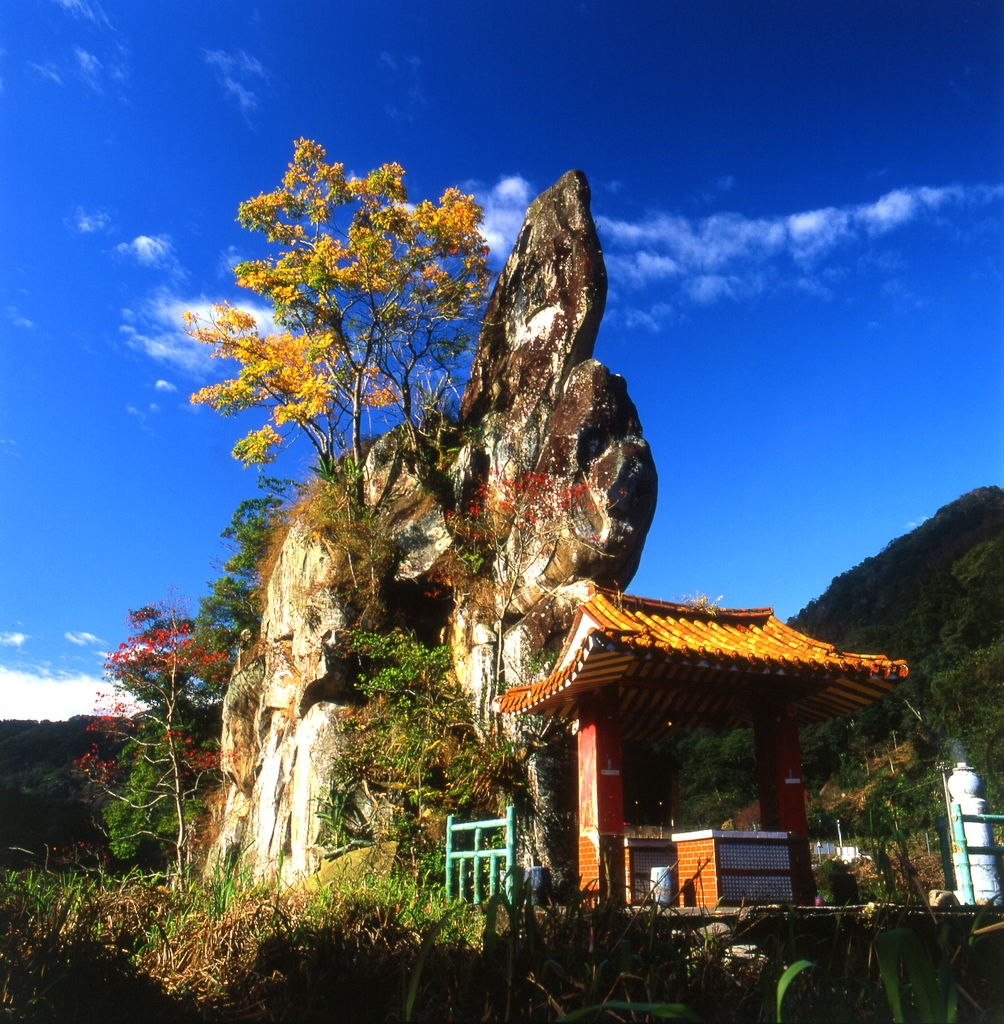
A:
[77,597,229,877]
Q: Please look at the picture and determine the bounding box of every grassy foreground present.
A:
[2,866,1003,1022]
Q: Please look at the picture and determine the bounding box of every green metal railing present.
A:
[935,816,955,891]
[445,806,516,903]
[948,802,1004,905]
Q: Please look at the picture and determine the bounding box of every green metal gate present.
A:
[445,806,516,903]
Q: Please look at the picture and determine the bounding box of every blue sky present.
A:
[1,0,1002,718]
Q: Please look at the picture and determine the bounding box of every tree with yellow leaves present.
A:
[187,139,490,479]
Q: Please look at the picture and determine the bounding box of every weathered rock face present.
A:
[450,171,657,878]
[210,171,657,884]
[451,170,657,714]
[212,521,352,880]
[460,170,607,455]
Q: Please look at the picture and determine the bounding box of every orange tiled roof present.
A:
[495,589,908,739]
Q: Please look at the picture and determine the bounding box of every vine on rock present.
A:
[443,465,592,714]
[318,629,526,878]
[303,461,399,622]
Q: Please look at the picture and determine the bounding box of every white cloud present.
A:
[115,234,174,268]
[1,632,28,647]
[65,631,103,646]
[685,274,742,305]
[119,290,278,376]
[605,251,681,287]
[154,379,176,392]
[378,51,424,123]
[51,0,110,27]
[71,207,110,233]
[0,665,114,720]
[473,175,534,265]
[203,49,269,118]
[622,302,677,332]
[204,49,265,78]
[217,245,243,277]
[596,182,1004,322]
[27,62,62,85]
[6,306,33,329]
[74,47,102,91]
[786,207,852,261]
[223,78,256,112]
[598,210,789,270]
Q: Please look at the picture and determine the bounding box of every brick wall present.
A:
[675,837,718,907]
[676,836,813,906]
[578,834,599,895]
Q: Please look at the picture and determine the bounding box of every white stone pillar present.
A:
[948,762,1002,903]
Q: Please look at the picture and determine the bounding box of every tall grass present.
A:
[2,864,1002,1021]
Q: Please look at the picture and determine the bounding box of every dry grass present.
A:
[4,864,1004,1022]
[1,868,481,1022]
[251,478,320,616]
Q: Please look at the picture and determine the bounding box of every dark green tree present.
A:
[197,476,297,658]
[322,630,525,869]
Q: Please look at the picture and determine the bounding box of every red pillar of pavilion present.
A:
[752,702,815,903]
[752,702,809,837]
[577,685,626,899]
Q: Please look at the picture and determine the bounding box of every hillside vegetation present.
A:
[793,485,1004,698]
[793,487,1004,814]
[5,487,1003,870]
[0,720,118,868]
[673,486,1004,847]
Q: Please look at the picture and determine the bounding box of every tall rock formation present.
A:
[210,171,657,883]
[452,171,655,709]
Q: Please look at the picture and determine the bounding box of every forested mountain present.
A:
[792,485,1004,685]
[791,485,1004,822]
[673,486,1004,834]
[791,488,1004,760]
[0,718,116,866]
